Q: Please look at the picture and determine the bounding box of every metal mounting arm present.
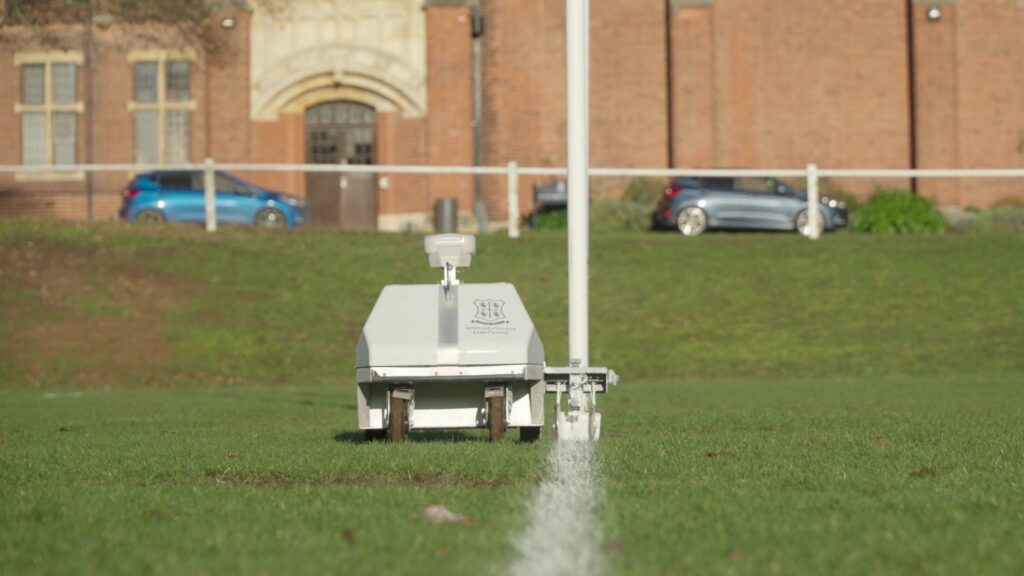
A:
[424,234,475,300]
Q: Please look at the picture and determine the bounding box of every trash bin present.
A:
[434,198,458,233]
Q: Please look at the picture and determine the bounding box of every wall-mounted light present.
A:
[926,5,943,22]
[220,17,237,30]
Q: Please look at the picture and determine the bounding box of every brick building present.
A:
[0,0,1021,229]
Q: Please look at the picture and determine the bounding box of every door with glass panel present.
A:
[304,101,377,230]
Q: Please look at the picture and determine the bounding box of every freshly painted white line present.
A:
[510,440,603,576]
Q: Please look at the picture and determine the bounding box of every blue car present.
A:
[119,171,306,228]
[652,177,848,237]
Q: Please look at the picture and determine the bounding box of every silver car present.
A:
[652,177,848,237]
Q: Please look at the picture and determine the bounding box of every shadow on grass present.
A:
[332,429,486,444]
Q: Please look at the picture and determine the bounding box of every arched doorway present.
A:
[305,101,378,230]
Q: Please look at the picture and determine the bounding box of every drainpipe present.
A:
[905,0,919,195]
[84,0,95,220]
[471,0,490,232]
[664,0,674,168]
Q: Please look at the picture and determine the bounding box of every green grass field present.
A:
[1,220,1022,574]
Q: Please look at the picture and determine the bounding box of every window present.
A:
[735,178,774,194]
[14,52,85,179]
[128,51,196,165]
[155,172,197,190]
[215,174,253,195]
[735,178,798,196]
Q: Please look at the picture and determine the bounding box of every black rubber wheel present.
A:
[134,209,166,224]
[254,208,286,229]
[487,396,506,442]
[388,394,408,443]
[364,429,386,442]
[519,426,542,443]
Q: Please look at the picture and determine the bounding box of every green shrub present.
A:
[623,177,666,207]
[850,190,946,234]
[957,206,1024,235]
[591,200,651,232]
[530,200,652,232]
[533,208,568,229]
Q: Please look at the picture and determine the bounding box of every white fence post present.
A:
[508,160,520,239]
[806,163,820,240]
[204,158,217,233]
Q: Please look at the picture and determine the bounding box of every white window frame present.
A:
[13,51,85,181]
[127,50,197,165]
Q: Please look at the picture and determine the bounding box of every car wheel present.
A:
[796,209,826,238]
[676,207,708,236]
[254,208,286,229]
[134,209,165,224]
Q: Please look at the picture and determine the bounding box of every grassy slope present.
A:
[1,221,1021,387]
[1,220,1023,575]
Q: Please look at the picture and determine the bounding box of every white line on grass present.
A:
[510,440,603,576]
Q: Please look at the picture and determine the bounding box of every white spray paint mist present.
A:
[510,440,603,576]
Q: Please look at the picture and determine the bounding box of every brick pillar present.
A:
[206,10,252,163]
[425,1,475,229]
[951,0,1024,207]
[670,2,715,168]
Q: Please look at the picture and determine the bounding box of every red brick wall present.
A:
[912,2,960,205]
[696,0,912,196]
[0,16,252,220]
[2,1,1022,223]
[948,1,1024,207]
[480,0,671,216]
[0,28,94,219]
[377,112,429,215]
[425,4,475,216]
[479,0,567,218]
[671,6,716,168]
[250,112,305,196]
[205,11,251,163]
[590,0,670,172]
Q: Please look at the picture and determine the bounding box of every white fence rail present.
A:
[2,161,1023,238]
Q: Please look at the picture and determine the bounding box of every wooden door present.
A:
[305,101,377,230]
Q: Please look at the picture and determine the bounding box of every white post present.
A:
[806,163,820,240]
[203,157,217,233]
[566,0,589,367]
[507,160,520,239]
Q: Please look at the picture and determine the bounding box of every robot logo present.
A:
[473,299,507,325]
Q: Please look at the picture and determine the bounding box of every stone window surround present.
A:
[126,49,198,165]
[13,51,86,182]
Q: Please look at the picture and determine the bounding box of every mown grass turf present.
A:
[601,375,1024,575]
[0,385,544,575]
[1,220,1023,575]
[2,377,1021,575]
